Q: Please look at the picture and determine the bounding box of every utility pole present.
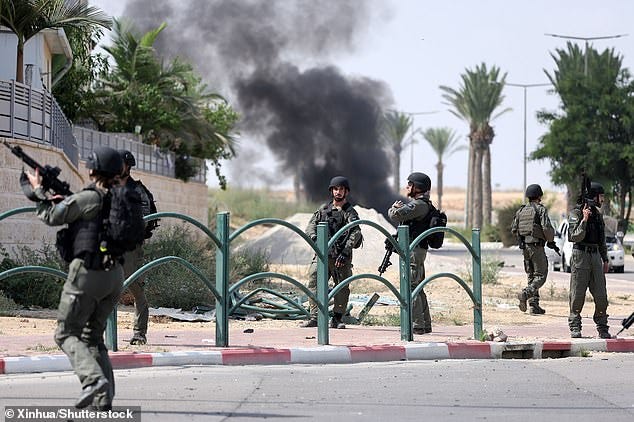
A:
[505,83,551,194]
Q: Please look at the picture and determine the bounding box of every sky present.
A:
[89,0,634,193]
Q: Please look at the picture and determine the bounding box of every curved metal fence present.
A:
[0,208,482,350]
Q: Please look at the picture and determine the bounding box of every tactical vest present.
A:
[59,188,109,269]
[578,206,602,245]
[318,202,362,255]
[515,203,545,240]
[406,198,433,248]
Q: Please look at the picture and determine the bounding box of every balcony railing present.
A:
[0,79,77,166]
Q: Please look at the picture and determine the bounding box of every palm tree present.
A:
[421,127,466,210]
[381,110,416,193]
[0,0,111,83]
[440,63,510,228]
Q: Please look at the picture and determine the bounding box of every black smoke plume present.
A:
[122,0,397,213]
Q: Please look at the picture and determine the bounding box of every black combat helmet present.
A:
[118,149,136,167]
[525,184,543,200]
[328,176,350,191]
[86,146,123,177]
[407,172,431,191]
[590,182,605,197]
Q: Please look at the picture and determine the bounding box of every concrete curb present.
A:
[2,339,634,375]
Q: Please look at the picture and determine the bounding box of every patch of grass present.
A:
[580,349,592,358]
[27,343,58,353]
[546,281,569,301]
[209,188,317,222]
[360,312,400,326]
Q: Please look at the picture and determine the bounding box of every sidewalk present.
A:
[2,319,634,375]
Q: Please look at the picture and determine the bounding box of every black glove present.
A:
[20,171,40,202]
[546,241,561,256]
[335,251,350,267]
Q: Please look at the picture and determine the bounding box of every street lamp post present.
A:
[505,82,551,194]
[403,111,438,174]
[544,33,628,76]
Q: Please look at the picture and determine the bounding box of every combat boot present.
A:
[517,290,528,312]
[529,304,546,315]
[75,377,109,409]
[597,329,612,339]
[300,318,318,328]
[330,313,345,329]
[570,328,582,338]
[129,333,147,345]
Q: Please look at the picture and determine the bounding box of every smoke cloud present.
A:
[122,0,397,212]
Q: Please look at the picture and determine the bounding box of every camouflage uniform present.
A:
[388,193,433,333]
[511,201,555,313]
[305,202,362,323]
[567,205,609,337]
[35,186,122,409]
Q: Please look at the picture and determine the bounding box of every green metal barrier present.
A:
[1,207,482,348]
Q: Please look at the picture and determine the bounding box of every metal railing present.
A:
[73,127,207,183]
[0,79,78,166]
[0,208,482,350]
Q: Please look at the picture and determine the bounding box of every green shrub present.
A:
[0,243,67,308]
[496,200,524,247]
[142,225,269,310]
[481,224,501,242]
[0,290,19,314]
[459,256,502,285]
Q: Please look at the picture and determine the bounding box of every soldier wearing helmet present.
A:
[301,176,363,329]
[24,146,124,409]
[117,150,158,346]
[387,172,434,335]
[511,184,556,315]
[567,180,611,339]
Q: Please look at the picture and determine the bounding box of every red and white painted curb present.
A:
[2,339,634,375]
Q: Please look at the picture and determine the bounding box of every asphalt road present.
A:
[429,245,634,293]
[2,356,634,421]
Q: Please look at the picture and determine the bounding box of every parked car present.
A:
[552,220,625,273]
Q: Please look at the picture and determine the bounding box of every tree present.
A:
[421,127,466,210]
[381,110,415,193]
[91,20,238,185]
[52,25,109,121]
[0,0,111,83]
[533,42,634,230]
[440,63,510,228]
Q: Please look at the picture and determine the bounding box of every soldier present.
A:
[388,172,434,335]
[511,184,556,315]
[24,146,124,410]
[301,176,363,329]
[568,182,611,339]
[118,150,157,346]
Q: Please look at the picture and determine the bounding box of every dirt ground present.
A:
[2,188,629,343]
[3,261,633,346]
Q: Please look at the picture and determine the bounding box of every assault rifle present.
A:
[3,140,73,196]
[616,311,634,336]
[579,169,594,208]
[378,234,398,276]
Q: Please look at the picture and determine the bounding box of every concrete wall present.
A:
[1,137,209,256]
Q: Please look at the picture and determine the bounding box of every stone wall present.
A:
[0,137,209,256]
